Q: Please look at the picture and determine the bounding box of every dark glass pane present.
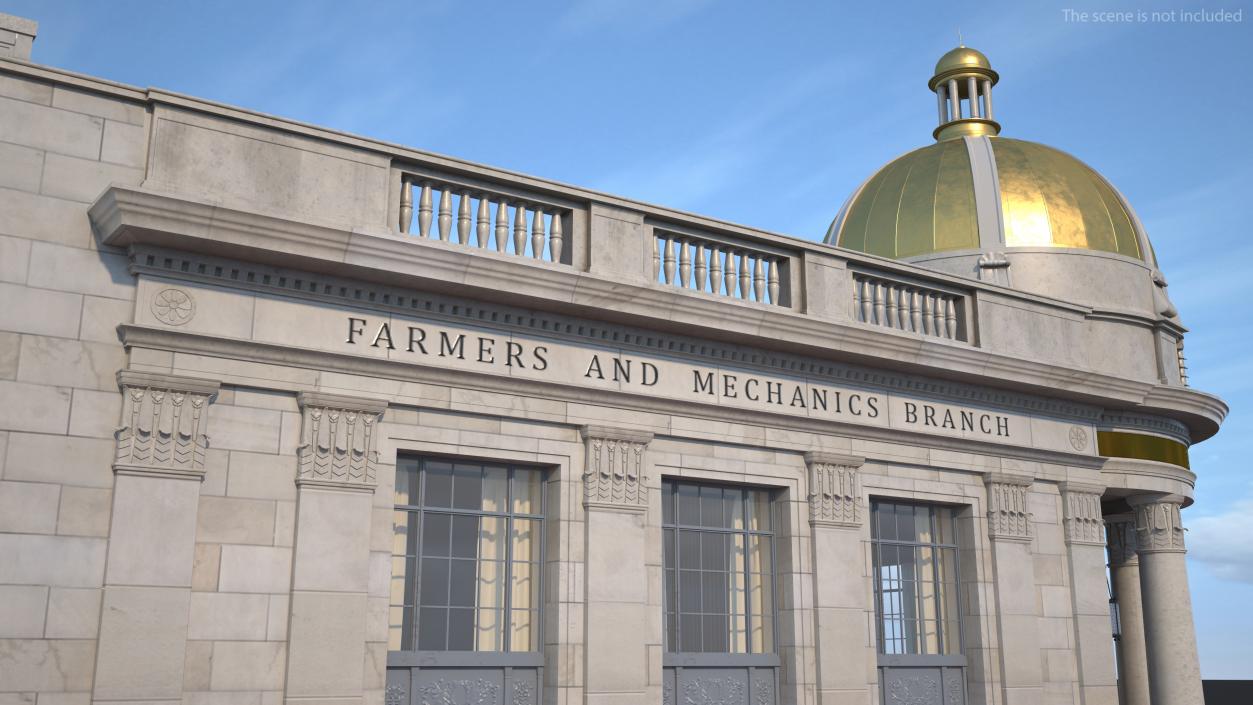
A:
[393,510,414,556]
[702,572,728,614]
[395,464,417,506]
[700,485,724,527]
[703,614,729,652]
[448,560,476,607]
[723,487,744,530]
[512,518,540,563]
[679,570,702,612]
[913,505,933,544]
[452,464,483,510]
[665,569,676,613]
[701,533,727,570]
[421,513,451,557]
[678,531,700,569]
[417,607,447,650]
[680,614,702,652]
[749,490,771,531]
[873,502,896,541]
[935,507,956,545]
[511,468,543,515]
[419,557,450,606]
[481,465,508,512]
[663,529,675,569]
[424,461,453,508]
[666,612,677,651]
[662,482,675,525]
[447,608,475,650]
[391,556,415,606]
[450,515,479,558]
[677,483,700,525]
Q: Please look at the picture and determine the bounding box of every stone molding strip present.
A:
[1059,481,1106,546]
[804,451,866,528]
[580,425,654,512]
[113,370,221,480]
[295,391,389,492]
[985,473,1034,542]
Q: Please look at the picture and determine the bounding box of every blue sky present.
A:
[12,0,1252,678]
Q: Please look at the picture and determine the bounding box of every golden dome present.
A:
[935,46,992,75]
[826,137,1148,261]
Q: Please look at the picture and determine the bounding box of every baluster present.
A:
[944,297,957,339]
[896,285,909,330]
[724,250,737,297]
[853,277,864,321]
[710,247,724,294]
[549,214,564,262]
[738,252,751,300]
[872,282,885,324]
[512,204,527,255]
[531,208,545,259]
[494,201,508,252]
[457,191,471,244]
[931,293,944,335]
[437,189,452,241]
[883,285,896,328]
[663,236,676,284]
[767,258,780,304]
[653,236,662,280]
[859,279,872,322]
[417,183,433,238]
[753,256,765,302]
[679,240,692,287]
[694,245,707,291]
[919,293,932,335]
[909,290,922,332]
[399,178,413,233]
[476,198,490,248]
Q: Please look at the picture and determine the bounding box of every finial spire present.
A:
[928,45,1000,141]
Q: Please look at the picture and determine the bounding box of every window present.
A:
[661,479,775,654]
[390,457,544,653]
[871,501,961,656]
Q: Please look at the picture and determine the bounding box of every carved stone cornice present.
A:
[804,452,865,528]
[1059,482,1106,546]
[296,392,388,492]
[1128,494,1187,554]
[1106,514,1139,566]
[984,473,1034,542]
[113,370,220,480]
[580,425,653,512]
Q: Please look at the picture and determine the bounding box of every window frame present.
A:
[869,498,966,668]
[390,454,547,665]
[660,478,780,667]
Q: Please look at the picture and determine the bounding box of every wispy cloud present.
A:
[1189,494,1253,583]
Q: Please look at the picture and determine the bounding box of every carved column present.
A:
[579,425,654,704]
[284,392,387,705]
[1059,483,1118,705]
[1107,514,1150,705]
[1129,495,1203,705]
[805,452,874,703]
[93,371,220,704]
[983,473,1044,704]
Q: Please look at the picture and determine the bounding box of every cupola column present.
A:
[1127,495,1204,705]
[948,78,960,118]
[982,79,994,119]
[966,76,979,117]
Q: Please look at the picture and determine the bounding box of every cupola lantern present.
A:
[929,45,1000,140]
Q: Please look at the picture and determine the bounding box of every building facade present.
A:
[0,14,1225,705]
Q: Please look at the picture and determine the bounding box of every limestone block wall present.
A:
[0,68,146,702]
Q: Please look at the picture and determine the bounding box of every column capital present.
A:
[1128,494,1188,554]
[113,370,221,480]
[1059,482,1106,546]
[295,391,388,492]
[984,472,1034,542]
[580,425,653,512]
[804,452,865,528]
[1106,513,1139,566]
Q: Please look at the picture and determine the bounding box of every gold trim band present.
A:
[1097,431,1190,469]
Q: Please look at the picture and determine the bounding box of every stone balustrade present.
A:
[652,227,791,307]
[851,269,969,342]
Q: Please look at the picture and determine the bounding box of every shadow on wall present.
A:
[1203,681,1253,704]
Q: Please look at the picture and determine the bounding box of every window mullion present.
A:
[503,467,515,653]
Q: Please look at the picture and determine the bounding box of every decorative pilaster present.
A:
[580,425,653,511]
[803,452,864,528]
[1059,482,1105,545]
[984,473,1033,541]
[295,391,388,491]
[113,370,220,479]
[1132,496,1186,553]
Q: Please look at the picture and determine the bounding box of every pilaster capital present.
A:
[295,391,388,492]
[113,370,221,480]
[804,452,865,528]
[1059,482,1106,546]
[1105,513,1139,566]
[580,425,653,512]
[984,472,1034,542]
[1127,494,1188,554]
